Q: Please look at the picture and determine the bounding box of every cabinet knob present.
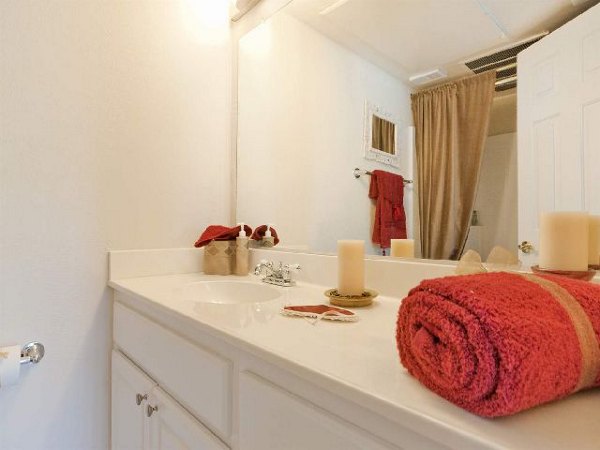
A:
[136,393,148,406]
[147,404,158,417]
[518,241,535,254]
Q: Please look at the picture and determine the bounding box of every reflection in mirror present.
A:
[237,5,412,256]
[364,101,403,168]
[236,0,592,259]
[371,115,395,155]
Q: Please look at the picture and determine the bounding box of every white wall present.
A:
[473,133,518,258]
[0,1,232,448]
[236,12,413,255]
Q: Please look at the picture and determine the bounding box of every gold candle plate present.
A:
[531,265,596,282]
[324,288,378,307]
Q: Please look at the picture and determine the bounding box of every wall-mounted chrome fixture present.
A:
[20,342,45,365]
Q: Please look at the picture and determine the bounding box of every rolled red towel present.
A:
[396,272,600,417]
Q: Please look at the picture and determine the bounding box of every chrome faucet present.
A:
[254,260,301,287]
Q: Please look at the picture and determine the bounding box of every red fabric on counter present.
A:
[250,225,280,245]
[369,170,407,248]
[194,224,253,248]
[396,272,600,417]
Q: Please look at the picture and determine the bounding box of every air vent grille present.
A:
[465,36,544,71]
[471,57,516,74]
[495,79,517,91]
[464,33,547,91]
[496,65,517,79]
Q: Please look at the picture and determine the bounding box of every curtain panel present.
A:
[411,71,495,259]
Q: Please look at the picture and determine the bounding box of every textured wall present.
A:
[0,1,232,448]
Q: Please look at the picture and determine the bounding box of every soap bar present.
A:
[281,304,358,322]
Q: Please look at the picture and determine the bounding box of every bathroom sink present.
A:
[181,281,281,305]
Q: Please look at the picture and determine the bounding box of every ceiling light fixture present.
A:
[409,68,448,85]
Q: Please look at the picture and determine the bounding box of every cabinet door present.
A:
[114,302,232,439]
[147,387,227,450]
[239,371,396,450]
[112,351,156,450]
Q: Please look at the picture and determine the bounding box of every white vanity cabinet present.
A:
[238,371,396,450]
[111,295,446,450]
[111,351,227,450]
[113,302,232,440]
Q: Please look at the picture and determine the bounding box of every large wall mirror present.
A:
[235,0,597,259]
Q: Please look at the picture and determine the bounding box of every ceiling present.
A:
[285,0,599,87]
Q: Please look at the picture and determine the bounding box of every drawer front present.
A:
[239,371,398,450]
[114,302,232,439]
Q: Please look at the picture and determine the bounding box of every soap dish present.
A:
[324,288,378,307]
[531,265,596,282]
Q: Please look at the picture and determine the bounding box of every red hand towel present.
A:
[369,170,407,248]
[250,225,280,245]
[397,272,600,417]
[194,225,253,248]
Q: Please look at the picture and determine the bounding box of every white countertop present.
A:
[109,272,600,450]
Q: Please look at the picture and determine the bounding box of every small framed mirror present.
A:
[364,101,401,167]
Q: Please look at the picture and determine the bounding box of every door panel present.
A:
[518,3,600,266]
[583,100,600,212]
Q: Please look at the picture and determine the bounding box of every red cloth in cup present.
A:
[194,224,253,248]
[250,225,280,246]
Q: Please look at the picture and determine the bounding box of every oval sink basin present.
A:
[181,281,281,305]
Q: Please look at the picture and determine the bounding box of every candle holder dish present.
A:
[531,265,596,282]
[324,288,378,307]
[589,264,600,271]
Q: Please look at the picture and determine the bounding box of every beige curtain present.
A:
[412,71,495,260]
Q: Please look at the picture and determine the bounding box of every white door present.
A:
[112,351,156,450]
[518,3,600,267]
[147,387,227,450]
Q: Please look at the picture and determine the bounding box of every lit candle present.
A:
[539,212,589,271]
[589,215,600,266]
[390,239,415,258]
[337,240,364,296]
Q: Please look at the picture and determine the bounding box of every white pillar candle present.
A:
[589,215,600,266]
[337,240,364,296]
[390,239,415,258]
[539,212,589,271]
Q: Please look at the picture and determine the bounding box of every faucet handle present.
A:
[281,263,301,283]
[254,259,274,276]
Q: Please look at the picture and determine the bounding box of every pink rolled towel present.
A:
[396,272,600,417]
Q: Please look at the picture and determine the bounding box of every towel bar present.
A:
[353,168,413,184]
